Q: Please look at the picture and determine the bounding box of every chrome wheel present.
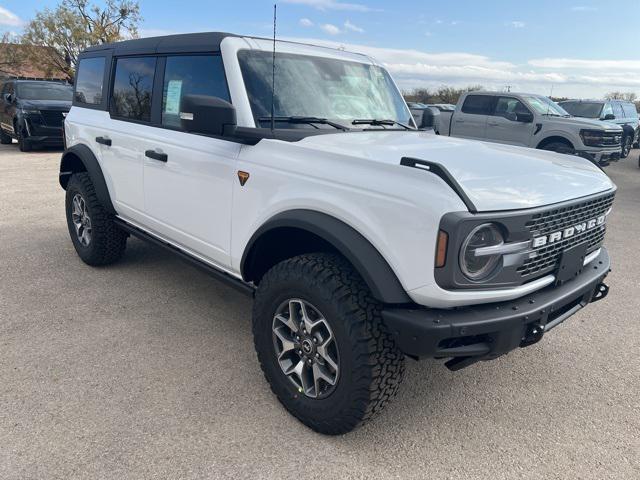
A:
[272,299,339,399]
[71,193,92,246]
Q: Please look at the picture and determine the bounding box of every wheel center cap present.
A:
[301,339,313,354]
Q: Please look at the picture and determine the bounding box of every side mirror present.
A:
[179,95,237,136]
[504,112,518,122]
[516,112,534,123]
[603,114,615,121]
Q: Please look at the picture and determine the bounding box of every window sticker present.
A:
[165,80,183,114]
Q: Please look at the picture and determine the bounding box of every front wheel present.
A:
[253,253,405,435]
[0,126,11,144]
[541,141,574,156]
[17,125,32,152]
[621,136,632,159]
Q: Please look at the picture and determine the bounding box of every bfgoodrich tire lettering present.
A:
[253,253,405,435]
[65,172,127,265]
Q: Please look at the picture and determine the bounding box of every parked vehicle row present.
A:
[59,32,616,434]
[559,99,639,158]
[0,80,73,151]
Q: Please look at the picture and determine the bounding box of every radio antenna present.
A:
[270,3,277,133]
[546,84,554,116]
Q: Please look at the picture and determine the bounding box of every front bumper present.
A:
[576,148,621,163]
[382,247,610,370]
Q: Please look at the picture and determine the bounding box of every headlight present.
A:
[579,129,606,147]
[459,223,504,281]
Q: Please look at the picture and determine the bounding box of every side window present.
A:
[612,102,624,119]
[110,56,156,122]
[461,95,494,115]
[494,97,529,117]
[75,57,106,105]
[161,55,230,129]
[601,103,614,118]
[622,104,638,119]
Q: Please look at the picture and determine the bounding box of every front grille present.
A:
[40,110,66,127]
[600,132,622,146]
[517,192,615,278]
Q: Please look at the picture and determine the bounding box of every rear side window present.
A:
[622,103,638,119]
[75,57,106,105]
[461,95,494,115]
[161,55,229,128]
[110,57,156,122]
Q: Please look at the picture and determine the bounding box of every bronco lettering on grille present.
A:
[532,214,606,248]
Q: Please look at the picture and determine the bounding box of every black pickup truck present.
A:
[0,80,73,151]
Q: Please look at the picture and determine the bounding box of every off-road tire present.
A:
[0,127,11,144]
[17,125,31,152]
[65,172,127,266]
[541,141,574,156]
[253,253,405,435]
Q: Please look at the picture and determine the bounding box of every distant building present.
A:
[0,43,68,81]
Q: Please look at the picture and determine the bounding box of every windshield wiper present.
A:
[258,116,350,131]
[351,118,413,130]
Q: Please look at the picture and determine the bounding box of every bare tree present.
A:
[20,0,141,81]
[0,32,24,77]
[605,91,638,102]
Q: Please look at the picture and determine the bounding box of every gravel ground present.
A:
[0,142,639,480]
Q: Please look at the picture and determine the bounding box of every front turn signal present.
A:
[435,230,448,268]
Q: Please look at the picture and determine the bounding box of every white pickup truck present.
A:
[438,91,623,166]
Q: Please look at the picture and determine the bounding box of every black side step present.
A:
[400,157,478,213]
[114,218,255,297]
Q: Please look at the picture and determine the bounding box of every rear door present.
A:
[451,94,494,140]
[485,96,535,147]
[1,81,15,135]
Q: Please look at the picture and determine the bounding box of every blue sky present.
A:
[2,0,639,97]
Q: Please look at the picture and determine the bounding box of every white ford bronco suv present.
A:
[438,91,623,166]
[60,33,615,435]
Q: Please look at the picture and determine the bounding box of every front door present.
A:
[140,54,239,268]
[485,96,535,147]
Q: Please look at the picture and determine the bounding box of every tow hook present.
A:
[591,282,609,303]
[520,323,545,348]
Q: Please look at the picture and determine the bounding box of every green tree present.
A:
[21,0,141,81]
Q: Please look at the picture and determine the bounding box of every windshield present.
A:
[558,101,604,118]
[16,82,73,101]
[238,50,412,129]
[522,95,570,116]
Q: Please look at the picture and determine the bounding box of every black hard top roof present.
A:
[81,32,238,56]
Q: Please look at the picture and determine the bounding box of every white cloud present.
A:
[299,18,314,27]
[509,21,526,28]
[0,7,23,27]
[281,0,378,12]
[571,6,598,11]
[343,20,364,33]
[284,36,640,97]
[320,24,341,35]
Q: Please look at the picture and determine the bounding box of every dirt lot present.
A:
[0,142,639,480]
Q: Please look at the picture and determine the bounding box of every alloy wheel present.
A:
[71,193,92,246]
[272,299,340,398]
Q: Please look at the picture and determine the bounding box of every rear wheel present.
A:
[0,126,11,144]
[253,253,405,435]
[65,172,128,265]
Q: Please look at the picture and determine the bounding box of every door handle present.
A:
[95,136,111,146]
[455,119,465,123]
[145,149,168,162]
[487,122,499,126]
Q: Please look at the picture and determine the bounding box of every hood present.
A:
[19,99,71,110]
[294,131,615,212]
[547,115,622,131]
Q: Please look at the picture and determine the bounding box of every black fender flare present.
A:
[241,209,412,304]
[621,124,635,140]
[59,144,116,215]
